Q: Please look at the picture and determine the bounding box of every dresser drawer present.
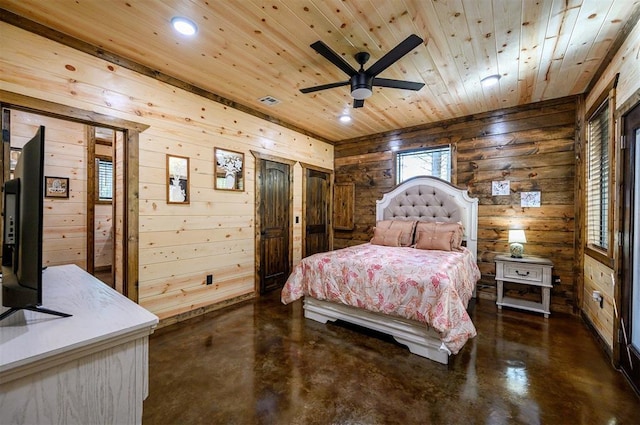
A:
[502,263,544,283]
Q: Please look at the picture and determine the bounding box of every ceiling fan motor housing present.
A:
[350,73,373,99]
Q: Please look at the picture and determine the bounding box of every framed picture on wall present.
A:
[214,148,244,191]
[521,191,541,208]
[45,176,69,198]
[166,154,190,204]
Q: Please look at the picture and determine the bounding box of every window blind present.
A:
[586,99,609,250]
[97,158,113,202]
[396,146,451,184]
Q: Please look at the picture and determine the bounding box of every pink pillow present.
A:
[415,221,464,250]
[370,227,402,247]
[414,229,455,251]
[375,220,417,247]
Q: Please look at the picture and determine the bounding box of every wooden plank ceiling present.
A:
[0,0,637,143]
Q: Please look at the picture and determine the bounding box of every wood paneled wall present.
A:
[0,22,333,320]
[586,17,640,114]
[334,97,578,314]
[10,110,88,269]
[583,255,615,349]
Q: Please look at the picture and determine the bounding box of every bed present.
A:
[281,176,480,364]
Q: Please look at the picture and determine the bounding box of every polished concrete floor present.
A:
[142,292,640,424]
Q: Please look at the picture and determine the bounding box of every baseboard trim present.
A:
[581,310,614,363]
[157,293,256,329]
[94,265,112,273]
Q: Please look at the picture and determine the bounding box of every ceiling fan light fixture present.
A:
[171,17,198,36]
[351,87,372,100]
[350,73,373,100]
[339,114,352,123]
[481,74,501,87]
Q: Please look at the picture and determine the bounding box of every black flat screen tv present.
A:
[0,126,71,321]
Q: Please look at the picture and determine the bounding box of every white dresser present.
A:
[0,264,158,425]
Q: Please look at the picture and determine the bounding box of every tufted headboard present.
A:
[375,176,479,260]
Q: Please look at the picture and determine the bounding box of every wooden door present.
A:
[619,101,640,394]
[304,168,330,257]
[259,159,291,294]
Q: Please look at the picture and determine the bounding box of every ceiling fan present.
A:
[300,34,425,108]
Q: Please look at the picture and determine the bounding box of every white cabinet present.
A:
[1,265,158,425]
[495,254,553,318]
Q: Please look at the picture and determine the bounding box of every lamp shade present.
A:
[508,229,527,243]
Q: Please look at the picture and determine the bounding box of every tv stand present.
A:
[1,264,158,424]
[0,305,72,321]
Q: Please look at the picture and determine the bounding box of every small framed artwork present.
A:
[9,148,22,171]
[521,191,541,207]
[166,154,190,204]
[45,176,69,198]
[492,180,510,196]
[215,148,244,191]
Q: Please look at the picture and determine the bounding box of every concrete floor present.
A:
[142,292,640,424]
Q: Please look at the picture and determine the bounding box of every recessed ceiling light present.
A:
[481,74,501,87]
[171,17,198,36]
[339,114,352,123]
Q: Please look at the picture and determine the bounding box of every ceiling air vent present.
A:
[258,96,281,106]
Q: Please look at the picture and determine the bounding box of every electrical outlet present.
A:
[206,274,213,285]
[553,275,561,284]
[592,290,604,308]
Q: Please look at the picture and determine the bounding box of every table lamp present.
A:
[508,229,527,258]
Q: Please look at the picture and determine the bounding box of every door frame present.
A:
[251,150,296,295]
[0,90,148,302]
[300,162,333,257]
[86,125,98,276]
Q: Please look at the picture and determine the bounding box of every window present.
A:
[586,98,611,254]
[97,158,113,202]
[396,145,451,184]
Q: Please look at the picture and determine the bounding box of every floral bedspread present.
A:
[281,243,480,354]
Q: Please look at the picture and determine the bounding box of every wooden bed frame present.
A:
[303,176,479,364]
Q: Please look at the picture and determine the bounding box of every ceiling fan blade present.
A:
[366,34,423,77]
[373,78,425,91]
[310,41,358,77]
[300,81,349,94]
[353,99,365,108]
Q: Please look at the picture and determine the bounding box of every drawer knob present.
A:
[515,270,530,277]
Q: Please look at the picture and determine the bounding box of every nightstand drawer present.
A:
[502,263,544,282]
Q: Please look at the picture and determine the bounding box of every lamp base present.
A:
[510,242,524,258]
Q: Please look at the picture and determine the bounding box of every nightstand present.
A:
[495,254,553,318]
